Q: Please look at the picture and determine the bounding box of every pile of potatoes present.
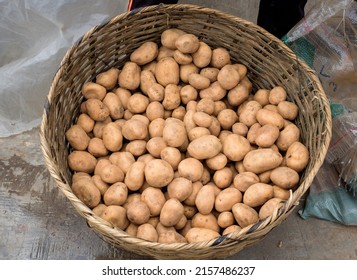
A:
[66,29,310,244]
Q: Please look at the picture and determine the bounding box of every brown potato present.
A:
[125,223,138,236]
[126,201,151,225]
[121,119,148,141]
[243,183,274,207]
[210,47,231,69]
[269,86,287,105]
[168,177,193,202]
[178,157,204,182]
[238,100,262,127]
[243,148,283,174]
[276,123,300,151]
[187,135,222,160]
[102,92,124,120]
[186,227,220,243]
[161,28,186,49]
[144,159,174,188]
[66,125,90,151]
[222,134,251,161]
[172,106,186,120]
[100,164,124,184]
[77,113,95,133]
[208,117,221,137]
[130,41,159,65]
[217,64,240,90]
[213,167,233,189]
[141,187,166,216]
[85,98,110,122]
[195,184,215,215]
[192,213,220,232]
[175,33,200,54]
[157,46,175,60]
[174,215,188,230]
[149,118,165,138]
[259,198,284,220]
[94,158,111,176]
[155,57,180,86]
[278,101,299,120]
[258,170,272,184]
[102,205,129,230]
[227,84,250,107]
[126,93,149,114]
[163,84,181,110]
[184,181,203,206]
[200,67,219,82]
[125,140,147,157]
[180,84,198,105]
[206,153,228,171]
[193,111,212,128]
[118,61,141,90]
[81,82,106,101]
[136,223,158,242]
[233,172,260,192]
[72,177,101,208]
[173,50,192,64]
[115,88,131,110]
[68,151,97,173]
[92,204,107,218]
[125,161,146,191]
[232,203,259,228]
[273,185,291,200]
[270,166,300,189]
[222,225,242,236]
[160,198,185,227]
[163,118,186,147]
[147,82,165,102]
[286,141,309,172]
[246,123,261,144]
[95,68,120,90]
[264,104,279,113]
[188,73,211,90]
[192,42,212,68]
[199,81,226,101]
[217,109,238,130]
[253,89,270,106]
[180,63,199,83]
[256,108,284,130]
[88,138,108,157]
[215,187,242,212]
[91,174,109,196]
[188,127,211,142]
[232,122,248,137]
[255,124,280,148]
[102,122,123,152]
[158,231,187,243]
[160,147,181,170]
[103,182,128,206]
[217,211,235,228]
[146,137,167,158]
[109,152,135,174]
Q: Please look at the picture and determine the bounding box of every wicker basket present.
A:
[40,4,331,259]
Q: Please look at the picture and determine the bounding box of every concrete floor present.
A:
[1,0,357,260]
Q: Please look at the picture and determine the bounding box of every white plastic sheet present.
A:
[0,0,127,137]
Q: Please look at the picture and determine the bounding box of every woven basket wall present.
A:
[40,4,331,259]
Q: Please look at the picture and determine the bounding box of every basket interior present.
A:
[41,4,331,259]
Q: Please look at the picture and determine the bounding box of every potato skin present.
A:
[256,108,284,130]
[270,167,300,189]
[276,123,300,152]
[155,57,180,86]
[102,122,123,152]
[232,203,259,228]
[130,41,159,65]
[243,183,274,207]
[178,157,203,182]
[278,101,299,120]
[160,198,185,227]
[192,42,212,68]
[102,205,129,230]
[72,177,101,208]
[168,177,193,202]
[187,135,222,160]
[136,223,159,242]
[222,134,251,161]
[118,62,141,90]
[243,148,283,174]
[215,187,242,212]
[103,182,128,206]
[286,141,309,172]
[66,125,90,151]
[126,201,151,225]
[175,33,200,54]
[233,172,260,192]
[195,184,215,215]
[68,151,97,173]
[255,124,280,148]
[186,228,220,243]
[161,28,186,49]
[144,159,174,188]
[191,213,220,232]
[141,187,166,216]
[125,161,146,191]
[259,198,283,220]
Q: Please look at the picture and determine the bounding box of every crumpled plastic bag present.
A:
[0,0,126,137]
[282,0,357,225]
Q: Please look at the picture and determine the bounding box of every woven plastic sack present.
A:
[0,0,126,137]
[282,0,357,224]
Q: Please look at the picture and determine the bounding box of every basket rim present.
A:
[40,3,332,256]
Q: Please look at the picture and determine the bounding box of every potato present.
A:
[173,50,192,65]
[206,153,228,171]
[276,123,300,151]
[126,93,149,114]
[92,204,107,218]
[243,148,283,174]
[136,223,158,242]
[184,181,203,206]
[210,47,231,68]
[72,177,101,208]
[200,167,211,185]
[188,127,210,141]
[95,68,119,90]
[175,33,200,54]
[217,211,235,228]
[125,161,146,191]
[259,198,284,220]
[82,82,106,100]
[227,84,250,107]
[222,134,251,161]
[188,73,211,90]
[200,67,219,82]
[180,84,198,105]
[130,41,158,65]
[269,86,287,105]
[256,108,284,130]
[222,225,242,236]
[161,28,186,49]
[180,63,199,83]
[155,57,179,86]
[270,166,300,189]
[147,217,160,228]
[217,109,238,130]
[183,205,198,220]
[114,88,130,110]
[149,117,165,138]
[286,141,309,172]
[246,123,261,144]
[147,82,165,102]
[100,163,124,184]
[102,122,123,152]
[218,130,232,144]
[102,92,124,120]
[175,215,188,230]
[158,231,187,243]
[144,101,164,121]
[77,113,95,133]
[109,152,135,174]
[191,41,212,68]
[238,100,262,127]
[264,104,279,113]
[68,151,97,173]
[145,137,166,158]
[258,170,272,184]
[273,185,290,200]
[160,198,185,227]
[103,182,128,206]
[199,81,226,101]
[195,184,215,215]
[87,138,107,158]
[144,159,174,188]
[232,203,259,228]
[213,167,233,189]
[209,117,221,137]
[94,158,111,176]
[233,172,260,192]
[163,118,186,147]
[277,101,298,120]
[159,147,180,170]
[167,177,192,202]
[193,111,212,128]
[85,99,110,122]
[126,201,150,225]
[91,174,109,196]
[187,135,222,160]
[253,89,270,106]
[232,122,248,137]
[102,205,129,230]
[186,228,220,243]
[118,62,141,90]
[243,183,274,207]
[157,45,175,61]
[255,124,280,148]
[192,213,219,232]
[122,119,148,140]
[178,157,204,182]
[141,187,166,216]
[123,193,142,209]
[125,223,138,236]
[215,187,242,212]
[162,84,181,110]
[66,125,90,151]
[172,106,186,120]
[217,64,240,90]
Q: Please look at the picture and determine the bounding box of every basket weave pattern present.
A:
[40,4,331,259]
